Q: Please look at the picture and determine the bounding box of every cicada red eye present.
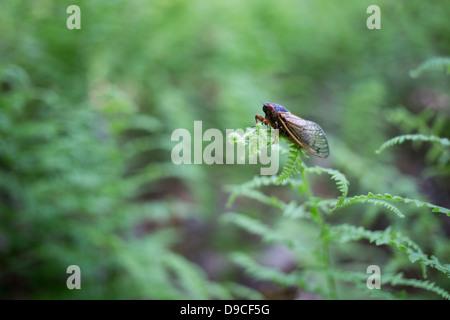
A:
[262,102,274,113]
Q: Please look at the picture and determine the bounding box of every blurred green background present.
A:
[0,0,449,299]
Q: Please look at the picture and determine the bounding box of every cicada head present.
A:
[262,102,273,114]
[263,102,290,115]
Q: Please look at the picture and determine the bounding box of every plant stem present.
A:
[299,156,338,299]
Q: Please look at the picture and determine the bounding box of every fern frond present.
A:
[164,253,216,299]
[222,212,307,249]
[305,166,349,207]
[225,175,280,207]
[329,196,404,218]
[359,199,404,218]
[231,252,303,287]
[326,269,450,299]
[329,224,450,277]
[222,212,279,241]
[376,134,450,154]
[276,144,303,184]
[410,57,450,78]
[224,282,264,300]
[334,192,450,216]
[225,174,305,207]
[232,253,332,297]
[230,189,284,209]
[281,200,312,220]
[388,273,450,300]
[232,253,317,293]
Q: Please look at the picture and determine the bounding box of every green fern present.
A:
[225,172,307,210]
[164,253,223,299]
[376,134,450,154]
[274,143,349,206]
[222,212,284,242]
[231,252,326,296]
[276,144,304,184]
[410,57,450,78]
[225,175,281,207]
[225,179,316,223]
[222,212,308,250]
[305,166,349,207]
[268,144,349,207]
[231,252,450,300]
[231,252,303,287]
[387,273,450,300]
[333,192,450,216]
[223,124,449,299]
[326,269,450,300]
[333,198,404,218]
[329,224,450,277]
[223,282,264,300]
[383,107,441,135]
[281,200,312,220]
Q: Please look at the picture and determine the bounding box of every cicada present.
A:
[255,102,329,158]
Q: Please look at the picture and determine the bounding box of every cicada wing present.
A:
[278,113,330,158]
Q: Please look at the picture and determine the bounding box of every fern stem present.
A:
[321,238,337,299]
[299,155,338,299]
[300,162,313,199]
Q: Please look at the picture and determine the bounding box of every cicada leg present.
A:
[255,114,268,125]
[271,121,281,144]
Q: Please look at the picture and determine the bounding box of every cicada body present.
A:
[255,102,329,158]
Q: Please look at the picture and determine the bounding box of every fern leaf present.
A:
[410,57,450,78]
[231,252,303,287]
[222,212,306,249]
[334,192,450,216]
[329,224,450,277]
[330,196,404,218]
[323,269,399,299]
[225,175,280,207]
[222,212,277,240]
[276,144,303,184]
[224,282,264,300]
[281,200,312,219]
[361,199,404,218]
[376,134,450,154]
[305,166,349,206]
[164,253,215,299]
[388,273,450,300]
[225,174,306,207]
[326,269,450,299]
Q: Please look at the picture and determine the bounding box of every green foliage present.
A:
[230,252,305,288]
[339,79,388,156]
[410,57,450,78]
[328,224,450,277]
[0,63,225,299]
[384,108,444,135]
[336,198,405,218]
[325,269,450,300]
[334,192,450,216]
[276,145,304,184]
[304,166,349,207]
[225,176,286,210]
[376,134,450,154]
[225,142,450,299]
[163,253,231,299]
[222,212,305,249]
[1,0,449,300]
[385,274,450,300]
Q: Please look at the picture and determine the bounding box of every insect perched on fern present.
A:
[255,102,330,158]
